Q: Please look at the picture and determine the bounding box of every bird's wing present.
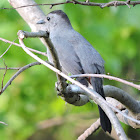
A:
[47,36,88,85]
[71,31,105,90]
[72,31,105,74]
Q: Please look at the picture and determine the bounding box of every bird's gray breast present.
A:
[47,33,84,75]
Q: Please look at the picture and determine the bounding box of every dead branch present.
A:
[0,60,7,95]
[0,37,48,57]
[0,62,41,94]
[4,0,140,10]
[70,74,140,90]
[78,119,100,140]
[0,42,12,59]
[0,67,21,70]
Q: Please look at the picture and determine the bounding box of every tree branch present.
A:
[0,37,48,57]
[0,67,21,70]
[78,119,100,140]
[0,61,7,95]
[0,62,41,94]
[18,35,128,139]
[0,42,12,59]
[66,84,140,125]
[104,85,140,114]
[5,0,140,10]
[70,74,140,90]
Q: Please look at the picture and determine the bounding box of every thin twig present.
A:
[0,37,48,57]
[0,67,21,70]
[70,74,140,90]
[0,60,7,95]
[0,42,12,59]
[100,0,131,8]
[0,62,40,95]
[0,121,8,125]
[78,119,100,140]
[2,1,140,9]
[0,60,53,95]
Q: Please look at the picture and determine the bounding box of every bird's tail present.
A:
[91,78,112,133]
[98,103,112,133]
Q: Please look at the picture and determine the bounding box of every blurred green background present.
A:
[0,0,140,140]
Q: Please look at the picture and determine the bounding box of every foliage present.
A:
[0,0,140,140]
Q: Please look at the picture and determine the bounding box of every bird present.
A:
[39,10,112,133]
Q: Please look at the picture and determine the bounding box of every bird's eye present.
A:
[47,17,50,21]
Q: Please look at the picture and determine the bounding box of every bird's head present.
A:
[46,10,72,32]
[37,10,72,33]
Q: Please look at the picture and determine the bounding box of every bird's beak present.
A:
[36,19,46,24]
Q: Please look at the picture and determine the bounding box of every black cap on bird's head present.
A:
[48,10,71,24]
[47,10,72,31]
[46,10,72,32]
[37,10,72,32]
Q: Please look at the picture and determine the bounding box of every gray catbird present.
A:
[39,10,112,133]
